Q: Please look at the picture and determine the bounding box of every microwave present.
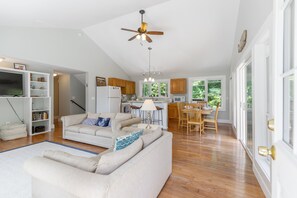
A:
[173,96,186,102]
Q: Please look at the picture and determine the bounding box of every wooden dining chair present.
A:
[187,109,204,136]
[204,102,220,133]
[177,102,187,128]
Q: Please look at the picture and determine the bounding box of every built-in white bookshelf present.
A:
[0,67,52,136]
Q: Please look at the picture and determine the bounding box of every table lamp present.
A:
[141,99,157,129]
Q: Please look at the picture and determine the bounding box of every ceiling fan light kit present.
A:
[121,10,164,43]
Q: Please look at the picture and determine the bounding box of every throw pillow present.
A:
[82,118,97,126]
[96,138,143,175]
[96,117,110,127]
[114,130,144,151]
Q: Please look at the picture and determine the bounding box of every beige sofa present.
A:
[62,112,141,148]
[24,130,173,198]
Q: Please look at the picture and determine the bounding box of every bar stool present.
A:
[152,106,164,127]
[130,105,141,118]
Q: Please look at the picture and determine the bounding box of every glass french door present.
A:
[238,60,254,157]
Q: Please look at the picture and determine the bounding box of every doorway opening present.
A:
[53,71,86,126]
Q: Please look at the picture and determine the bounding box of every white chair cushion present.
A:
[95,138,143,175]
[100,113,116,119]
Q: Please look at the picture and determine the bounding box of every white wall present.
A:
[230,0,273,69]
[58,74,71,117]
[0,26,129,113]
[230,0,273,128]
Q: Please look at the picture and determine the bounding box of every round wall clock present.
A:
[238,30,247,53]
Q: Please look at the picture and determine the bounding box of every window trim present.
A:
[139,79,170,98]
[188,75,226,111]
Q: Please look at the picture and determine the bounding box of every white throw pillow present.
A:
[96,138,143,175]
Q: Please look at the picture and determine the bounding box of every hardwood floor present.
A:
[0,121,265,198]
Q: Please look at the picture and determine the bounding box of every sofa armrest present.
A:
[110,117,141,147]
[24,156,110,198]
[112,117,141,132]
[61,113,87,127]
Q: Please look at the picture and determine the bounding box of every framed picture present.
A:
[14,63,27,70]
[96,76,106,86]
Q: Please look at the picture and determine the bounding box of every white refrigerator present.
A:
[96,86,121,113]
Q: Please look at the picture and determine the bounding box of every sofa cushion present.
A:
[79,126,99,135]
[96,117,110,127]
[82,118,97,126]
[95,128,113,138]
[96,138,143,175]
[65,124,85,133]
[114,130,143,151]
[141,128,163,148]
[100,113,116,119]
[115,113,132,121]
[43,150,100,172]
[87,113,101,119]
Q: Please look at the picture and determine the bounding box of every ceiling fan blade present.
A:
[121,28,138,33]
[128,34,138,41]
[145,35,152,43]
[147,31,164,35]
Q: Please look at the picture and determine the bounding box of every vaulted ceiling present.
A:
[0,0,240,78]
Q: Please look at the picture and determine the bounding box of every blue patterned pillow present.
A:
[96,117,110,127]
[82,118,97,126]
[114,130,144,151]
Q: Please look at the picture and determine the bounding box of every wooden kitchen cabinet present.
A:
[168,103,178,119]
[125,81,136,94]
[108,78,136,94]
[170,78,187,94]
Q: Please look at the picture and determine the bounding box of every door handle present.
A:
[258,145,276,160]
[267,119,274,131]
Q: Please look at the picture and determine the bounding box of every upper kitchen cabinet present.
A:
[170,78,187,94]
[125,81,136,95]
[108,78,135,94]
[108,78,125,87]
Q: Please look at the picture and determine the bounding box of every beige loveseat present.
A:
[62,112,141,148]
[24,129,173,198]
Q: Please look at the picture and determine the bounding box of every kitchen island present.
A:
[129,101,168,129]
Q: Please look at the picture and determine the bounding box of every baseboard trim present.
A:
[253,163,271,198]
[218,119,231,124]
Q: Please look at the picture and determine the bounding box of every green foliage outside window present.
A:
[207,80,221,108]
[160,82,168,97]
[192,80,205,99]
[192,79,222,109]
[151,83,159,97]
[143,83,150,97]
[142,82,169,97]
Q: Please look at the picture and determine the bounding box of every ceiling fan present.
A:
[121,10,164,43]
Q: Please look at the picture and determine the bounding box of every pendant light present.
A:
[144,47,155,83]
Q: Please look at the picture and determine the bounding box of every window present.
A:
[141,80,169,98]
[190,76,226,111]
